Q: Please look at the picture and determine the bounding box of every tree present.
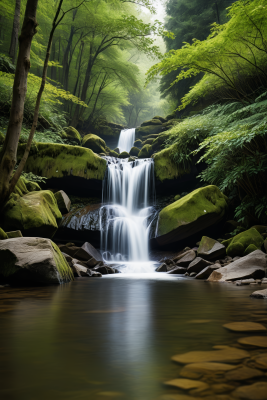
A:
[9,0,21,64]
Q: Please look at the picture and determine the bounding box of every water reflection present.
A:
[0,276,266,400]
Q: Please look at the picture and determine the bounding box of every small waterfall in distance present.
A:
[100,128,157,273]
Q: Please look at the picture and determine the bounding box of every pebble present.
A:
[250,353,267,369]
[164,378,209,393]
[232,382,267,400]
[211,383,235,393]
[223,322,266,332]
[172,347,249,364]
[225,366,264,381]
[180,362,237,379]
[238,336,267,348]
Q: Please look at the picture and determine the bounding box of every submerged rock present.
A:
[2,190,62,239]
[223,322,266,332]
[156,186,228,246]
[207,250,266,282]
[172,347,249,364]
[232,382,267,400]
[250,288,267,299]
[0,237,73,285]
[238,336,267,348]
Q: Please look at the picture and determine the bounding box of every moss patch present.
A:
[136,125,163,137]
[2,190,62,238]
[82,133,106,154]
[157,185,228,237]
[0,131,5,145]
[244,244,258,256]
[227,242,245,257]
[118,151,130,159]
[22,142,107,181]
[0,227,8,240]
[138,144,153,159]
[51,241,74,282]
[225,228,264,257]
[154,144,190,181]
[141,119,162,127]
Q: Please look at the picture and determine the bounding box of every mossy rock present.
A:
[226,242,245,257]
[129,147,140,157]
[82,133,106,154]
[251,225,267,235]
[134,139,142,148]
[128,156,136,162]
[136,125,163,137]
[152,116,167,123]
[109,150,119,157]
[6,230,23,239]
[12,175,41,198]
[138,144,153,159]
[142,138,154,146]
[225,228,264,257]
[174,195,181,201]
[118,151,130,159]
[63,126,81,144]
[153,144,189,181]
[244,244,258,256]
[151,134,169,152]
[97,125,121,139]
[141,119,162,127]
[2,190,62,239]
[165,111,176,121]
[156,185,228,245]
[0,131,5,145]
[21,143,106,181]
[0,227,8,240]
[114,147,120,154]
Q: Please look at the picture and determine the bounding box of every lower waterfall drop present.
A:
[100,131,156,272]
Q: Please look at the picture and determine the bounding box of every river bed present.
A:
[0,275,267,400]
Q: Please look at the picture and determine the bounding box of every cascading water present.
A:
[117,128,135,153]
[100,129,157,273]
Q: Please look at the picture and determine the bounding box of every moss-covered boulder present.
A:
[174,195,181,201]
[141,119,162,127]
[2,190,62,238]
[134,139,142,148]
[6,230,23,239]
[142,138,154,146]
[0,237,74,285]
[82,133,106,154]
[138,144,153,159]
[21,143,107,182]
[12,175,41,197]
[118,151,130,159]
[0,228,8,240]
[62,126,81,144]
[136,125,163,137]
[222,228,264,258]
[109,150,119,157]
[152,116,167,123]
[166,111,176,121]
[129,147,140,157]
[156,185,228,246]
[153,144,188,181]
[114,147,120,154]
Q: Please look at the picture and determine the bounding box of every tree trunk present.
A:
[9,0,21,64]
[0,0,38,210]
[62,9,77,91]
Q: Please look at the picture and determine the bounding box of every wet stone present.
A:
[164,378,209,393]
[223,322,266,332]
[250,353,267,369]
[232,382,267,400]
[224,366,264,381]
[180,362,238,379]
[238,336,267,348]
[172,347,249,364]
[211,383,235,394]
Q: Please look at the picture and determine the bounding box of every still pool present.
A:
[0,275,267,400]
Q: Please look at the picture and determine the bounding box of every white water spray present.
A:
[100,129,156,272]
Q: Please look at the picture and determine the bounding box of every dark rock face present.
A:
[55,203,107,246]
[82,242,102,261]
[195,264,221,279]
[197,236,226,261]
[156,263,168,272]
[187,257,213,274]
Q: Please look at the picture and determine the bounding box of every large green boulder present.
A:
[141,119,162,127]
[20,143,106,181]
[136,125,163,137]
[153,144,188,181]
[142,138,154,146]
[62,126,81,144]
[138,144,153,159]
[2,190,62,238]
[0,228,8,240]
[82,133,106,154]
[156,185,228,246]
[129,147,140,157]
[134,139,142,148]
[118,151,130,159]
[222,228,264,258]
[109,150,119,157]
[0,237,74,285]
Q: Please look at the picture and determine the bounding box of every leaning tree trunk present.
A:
[9,0,21,64]
[0,0,38,210]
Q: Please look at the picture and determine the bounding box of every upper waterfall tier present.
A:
[117,128,135,153]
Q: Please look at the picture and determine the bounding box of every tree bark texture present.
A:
[0,0,38,210]
[9,0,21,64]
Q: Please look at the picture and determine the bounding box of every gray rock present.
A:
[93,265,108,275]
[235,278,255,285]
[0,237,73,284]
[208,250,267,282]
[167,266,187,275]
[198,236,226,261]
[195,264,221,279]
[190,272,197,277]
[82,242,102,261]
[54,190,71,214]
[250,288,267,299]
[85,257,99,268]
[6,230,23,239]
[177,250,196,267]
[156,263,168,272]
[188,257,213,274]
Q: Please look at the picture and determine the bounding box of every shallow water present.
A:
[0,275,267,400]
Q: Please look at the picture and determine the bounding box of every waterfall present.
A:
[117,128,135,153]
[100,130,156,272]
